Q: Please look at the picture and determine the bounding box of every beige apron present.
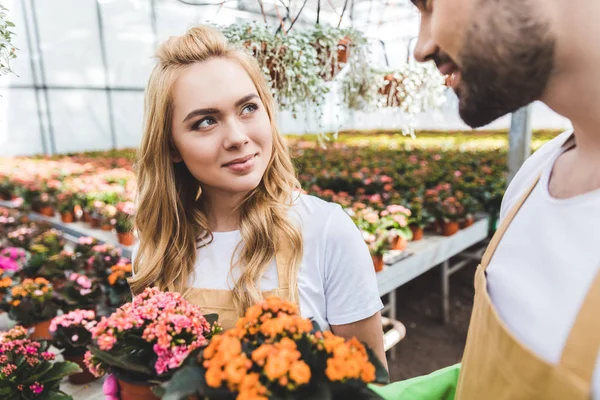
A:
[183,240,300,331]
[456,174,600,399]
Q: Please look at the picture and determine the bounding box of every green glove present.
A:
[368,364,461,400]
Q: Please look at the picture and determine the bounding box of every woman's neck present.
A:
[202,190,247,232]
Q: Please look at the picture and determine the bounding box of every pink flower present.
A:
[79,288,92,296]
[433,154,442,161]
[78,236,95,245]
[30,382,44,394]
[71,334,79,342]
[103,374,120,399]
[41,351,55,361]
[393,215,408,227]
[454,170,462,177]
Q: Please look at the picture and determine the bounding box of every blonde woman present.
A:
[129,25,386,367]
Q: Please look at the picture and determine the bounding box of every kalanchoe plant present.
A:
[380,204,413,241]
[440,196,465,223]
[50,309,98,357]
[86,244,122,279]
[22,244,50,277]
[56,273,102,312]
[114,201,135,233]
[84,287,221,388]
[0,271,14,312]
[74,236,100,258]
[162,297,388,400]
[106,260,132,307]
[40,249,77,282]
[7,226,37,249]
[31,229,66,255]
[0,326,82,399]
[8,278,58,327]
[407,197,435,229]
[0,247,29,274]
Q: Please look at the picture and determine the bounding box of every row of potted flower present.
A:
[0,207,133,341]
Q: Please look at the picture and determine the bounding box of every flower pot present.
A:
[461,215,474,229]
[82,211,92,223]
[101,224,113,232]
[60,212,74,223]
[117,231,135,246]
[337,36,351,64]
[39,206,55,217]
[90,217,101,228]
[372,254,384,273]
[28,319,53,341]
[391,235,407,251]
[442,221,460,237]
[64,353,98,385]
[118,379,160,400]
[410,225,424,241]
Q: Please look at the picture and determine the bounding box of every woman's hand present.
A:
[331,311,389,371]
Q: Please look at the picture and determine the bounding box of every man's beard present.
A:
[456,2,555,128]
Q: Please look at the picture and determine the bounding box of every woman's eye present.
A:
[192,117,216,130]
[241,103,258,115]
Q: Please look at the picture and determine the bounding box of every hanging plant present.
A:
[0,4,16,76]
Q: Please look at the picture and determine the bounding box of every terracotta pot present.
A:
[442,221,460,237]
[461,215,474,229]
[410,225,424,241]
[90,217,101,228]
[101,224,113,232]
[391,235,408,251]
[372,254,384,273]
[337,36,351,64]
[379,73,397,96]
[28,319,53,340]
[118,379,160,400]
[117,231,135,246]
[64,353,98,385]
[39,206,55,217]
[60,212,74,223]
[82,211,92,223]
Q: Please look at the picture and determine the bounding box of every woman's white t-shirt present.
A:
[134,193,383,332]
[487,130,600,398]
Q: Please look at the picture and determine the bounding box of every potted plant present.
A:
[56,272,102,312]
[440,196,464,236]
[32,228,66,256]
[380,204,413,251]
[0,247,29,275]
[114,201,135,246]
[56,191,77,223]
[407,198,434,241]
[100,204,117,231]
[84,287,221,400]
[22,244,50,278]
[0,325,82,398]
[0,271,14,314]
[363,229,392,273]
[162,297,388,400]
[74,236,100,258]
[106,261,132,308]
[7,226,37,249]
[456,191,478,228]
[221,22,328,116]
[86,244,122,279]
[32,191,55,217]
[50,309,99,385]
[8,278,58,340]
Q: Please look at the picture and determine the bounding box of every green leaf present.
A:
[38,361,82,383]
[89,345,154,376]
[23,361,54,384]
[161,365,205,400]
[204,313,219,326]
[365,346,390,384]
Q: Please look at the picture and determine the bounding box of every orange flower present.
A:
[361,362,376,382]
[205,366,223,388]
[289,361,311,385]
[224,354,251,386]
[251,344,272,366]
[264,353,291,381]
[11,300,20,307]
[0,276,12,288]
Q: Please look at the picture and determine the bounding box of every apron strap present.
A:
[274,237,301,305]
[559,270,600,383]
[481,175,540,270]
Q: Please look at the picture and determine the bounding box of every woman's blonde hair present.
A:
[129,25,303,315]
